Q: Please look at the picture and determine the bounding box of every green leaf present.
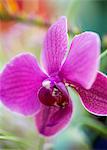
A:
[100,49,107,73]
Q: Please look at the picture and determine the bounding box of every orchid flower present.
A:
[0,16,107,137]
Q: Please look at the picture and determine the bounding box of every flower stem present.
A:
[0,129,33,149]
[100,49,107,59]
[0,13,73,35]
[0,13,51,28]
[78,116,107,137]
[100,49,107,73]
[38,136,45,150]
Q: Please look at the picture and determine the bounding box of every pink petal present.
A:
[0,53,47,116]
[60,32,100,89]
[41,16,68,75]
[35,102,73,136]
[74,72,107,116]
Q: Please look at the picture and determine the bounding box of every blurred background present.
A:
[0,0,107,150]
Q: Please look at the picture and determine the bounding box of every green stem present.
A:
[0,135,22,141]
[66,0,80,21]
[38,136,45,150]
[0,13,51,28]
[0,135,30,149]
[78,117,107,137]
[0,130,32,148]
[0,13,73,35]
[100,49,107,59]
[99,49,107,72]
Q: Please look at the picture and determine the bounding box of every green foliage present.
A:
[100,49,107,74]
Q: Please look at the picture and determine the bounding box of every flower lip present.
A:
[38,80,69,108]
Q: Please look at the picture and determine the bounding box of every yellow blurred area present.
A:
[0,2,4,12]
[0,0,55,34]
[0,0,54,19]
[0,0,19,14]
[5,0,20,14]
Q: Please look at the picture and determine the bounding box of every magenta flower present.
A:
[0,16,107,136]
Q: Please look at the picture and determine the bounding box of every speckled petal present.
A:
[0,53,47,116]
[74,72,107,116]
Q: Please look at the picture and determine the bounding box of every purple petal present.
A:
[41,16,68,75]
[60,32,100,89]
[35,81,73,136]
[35,102,72,136]
[74,72,107,116]
[0,53,47,116]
